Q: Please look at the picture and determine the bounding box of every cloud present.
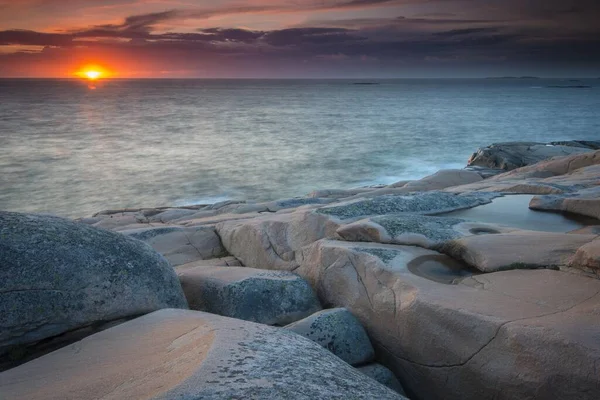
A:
[1,1,600,77]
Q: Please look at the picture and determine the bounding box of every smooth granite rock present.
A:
[285,308,375,366]
[0,211,187,355]
[216,209,341,270]
[0,309,405,400]
[121,225,227,267]
[295,239,600,400]
[337,214,517,249]
[440,230,596,272]
[467,141,592,171]
[358,363,406,395]
[177,266,322,325]
[530,186,600,220]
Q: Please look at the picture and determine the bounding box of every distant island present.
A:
[484,76,541,80]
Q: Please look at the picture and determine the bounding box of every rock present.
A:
[177,266,322,325]
[358,363,406,395]
[317,192,497,221]
[530,186,600,220]
[147,208,199,223]
[337,214,516,249]
[295,239,600,400]
[176,256,243,271]
[121,225,226,267]
[398,169,483,192]
[441,230,595,272]
[216,209,340,270]
[467,141,593,171]
[0,211,187,356]
[569,239,600,276]
[0,309,405,400]
[308,188,378,199]
[569,226,600,235]
[388,180,413,188]
[550,140,600,150]
[285,308,375,366]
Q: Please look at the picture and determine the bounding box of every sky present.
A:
[0,0,599,78]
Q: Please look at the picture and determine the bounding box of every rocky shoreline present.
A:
[1,140,599,399]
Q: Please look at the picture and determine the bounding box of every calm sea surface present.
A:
[1,79,599,218]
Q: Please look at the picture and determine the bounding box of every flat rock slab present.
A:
[121,225,226,267]
[317,192,496,221]
[178,266,322,326]
[337,214,517,249]
[295,240,600,400]
[0,212,187,356]
[441,230,596,272]
[285,308,375,366]
[0,309,404,400]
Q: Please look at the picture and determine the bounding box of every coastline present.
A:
[2,140,600,400]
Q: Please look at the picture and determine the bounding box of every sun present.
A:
[75,65,110,80]
[85,70,101,80]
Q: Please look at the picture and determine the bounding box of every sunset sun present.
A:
[75,65,110,80]
[85,70,101,80]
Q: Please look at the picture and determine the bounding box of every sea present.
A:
[1,78,599,218]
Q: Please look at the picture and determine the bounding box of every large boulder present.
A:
[0,212,187,356]
[0,309,405,400]
[285,308,375,366]
[177,266,322,325]
[467,141,593,171]
[121,225,227,267]
[295,240,600,400]
[440,230,595,272]
[216,209,341,270]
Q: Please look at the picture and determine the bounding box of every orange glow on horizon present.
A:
[74,65,112,80]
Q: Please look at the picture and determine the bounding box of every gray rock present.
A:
[467,141,592,171]
[285,308,375,366]
[0,211,187,355]
[317,192,496,220]
[550,140,600,150]
[178,266,322,325]
[0,309,405,400]
[358,363,406,395]
[337,214,517,249]
[121,225,227,267]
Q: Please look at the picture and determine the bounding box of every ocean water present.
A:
[1,78,599,218]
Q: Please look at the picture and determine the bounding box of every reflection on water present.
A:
[1,79,600,217]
